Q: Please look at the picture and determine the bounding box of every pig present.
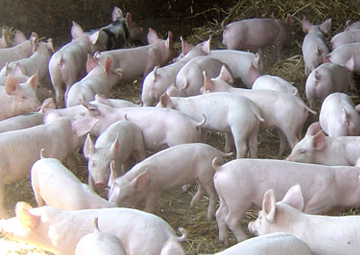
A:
[94,7,143,50]
[141,36,211,106]
[222,14,293,61]
[345,20,360,31]
[0,28,9,49]
[286,121,360,165]
[75,217,126,255]
[210,233,311,255]
[330,29,360,50]
[0,202,187,255]
[327,42,360,73]
[174,56,231,97]
[0,32,38,70]
[13,30,27,46]
[49,21,106,108]
[108,143,233,219]
[248,185,360,255]
[0,72,40,121]
[209,50,263,88]
[66,55,122,107]
[0,38,54,84]
[305,57,355,110]
[302,17,332,75]
[202,66,316,155]
[93,28,174,82]
[212,157,360,245]
[0,116,97,218]
[94,94,139,108]
[249,63,299,96]
[83,120,146,189]
[319,93,360,136]
[31,154,115,210]
[157,92,264,158]
[81,101,204,151]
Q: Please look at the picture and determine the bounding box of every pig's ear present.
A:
[301,17,312,33]
[281,184,305,211]
[133,169,148,191]
[88,30,101,46]
[5,75,20,95]
[95,94,112,105]
[15,202,40,230]
[12,63,27,76]
[181,37,191,55]
[125,13,133,28]
[202,37,211,55]
[71,21,84,39]
[166,31,173,48]
[312,131,327,150]
[285,13,293,27]
[27,71,39,91]
[219,65,234,84]
[38,98,56,113]
[159,93,171,107]
[262,189,276,223]
[248,63,261,85]
[203,72,214,92]
[344,56,355,72]
[72,117,98,137]
[47,38,55,53]
[83,102,101,117]
[104,57,112,75]
[31,36,39,53]
[147,28,159,44]
[83,133,95,158]
[86,54,98,73]
[14,30,26,45]
[305,122,321,136]
[112,6,124,21]
[109,134,121,156]
[319,18,332,34]
[109,161,118,186]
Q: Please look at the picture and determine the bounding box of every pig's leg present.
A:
[277,128,288,156]
[65,153,79,174]
[274,43,284,62]
[224,133,234,153]
[0,181,9,219]
[224,208,249,242]
[281,128,300,150]
[247,128,259,158]
[189,182,206,209]
[216,196,230,246]
[88,174,95,191]
[143,192,161,213]
[32,177,45,207]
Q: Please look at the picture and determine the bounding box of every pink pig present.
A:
[31,155,115,210]
[212,158,360,245]
[302,17,331,75]
[330,29,360,50]
[344,20,360,31]
[108,143,232,219]
[327,42,360,73]
[248,184,360,255]
[319,93,360,136]
[305,57,355,110]
[0,202,187,255]
[286,121,360,165]
[49,21,106,108]
[66,55,122,107]
[222,14,293,61]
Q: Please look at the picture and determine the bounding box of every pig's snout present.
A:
[95,182,106,188]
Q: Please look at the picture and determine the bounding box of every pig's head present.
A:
[173,36,211,63]
[248,184,305,236]
[200,67,233,94]
[286,122,327,163]
[108,168,149,208]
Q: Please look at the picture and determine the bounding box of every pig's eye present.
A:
[22,96,27,100]
[299,149,305,155]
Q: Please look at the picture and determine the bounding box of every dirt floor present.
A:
[1,1,360,254]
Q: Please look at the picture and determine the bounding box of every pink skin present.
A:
[31,157,115,210]
[0,38,54,83]
[49,21,106,108]
[319,93,360,137]
[327,42,360,73]
[108,143,232,220]
[306,58,355,110]
[286,122,360,166]
[0,116,97,219]
[0,112,45,134]
[330,29,360,50]
[345,20,360,31]
[94,28,174,82]
[213,233,311,255]
[141,37,211,106]
[248,185,360,255]
[66,55,122,107]
[94,94,139,108]
[157,92,264,158]
[213,158,360,245]
[302,17,331,75]
[0,32,38,70]
[0,202,187,255]
[174,56,231,97]
[209,50,263,88]
[201,66,316,156]
[222,14,292,62]
[13,30,27,45]
[75,218,126,255]
[83,120,146,189]
[81,101,204,151]
[0,73,40,121]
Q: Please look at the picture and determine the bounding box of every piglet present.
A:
[75,217,126,255]
[330,29,360,50]
[286,121,360,165]
[248,185,360,255]
[108,143,232,219]
[305,57,355,110]
[83,120,146,189]
[222,14,293,61]
[66,55,122,107]
[327,42,360,73]
[344,20,360,31]
[49,21,106,108]
[0,202,187,255]
[320,93,360,136]
[302,17,331,75]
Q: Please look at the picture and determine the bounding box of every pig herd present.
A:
[0,5,360,255]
